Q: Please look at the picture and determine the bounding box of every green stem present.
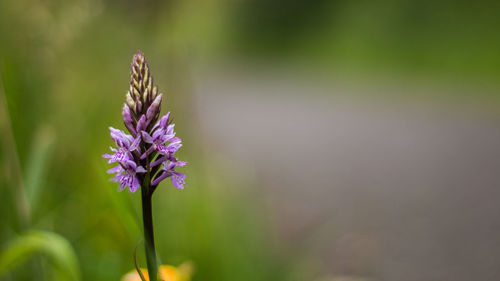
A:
[141,179,158,281]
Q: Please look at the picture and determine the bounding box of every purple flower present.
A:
[105,51,186,193]
[151,160,187,189]
[108,161,146,192]
[103,127,139,165]
[151,112,170,132]
[140,122,181,159]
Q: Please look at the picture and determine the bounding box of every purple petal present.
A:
[171,172,186,189]
[111,173,123,182]
[146,94,162,121]
[166,154,177,162]
[129,177,140,192]
[119,179,127,191]
[107,166,123,174]
[122,104,136,135]
[151,156,167,167]
[159,131,176,143]
[109,127,132,148]
[166,124,175,136]
[152,171,169,186]
[176,161,187,167]
[106,154,118,164]
[173,171,186,178]
[129,136,140,151]
[136,115,146,132]
[140,146,155,159]
[152,128,165,141]
[163,161,177,171]
[141,131,154,143]
[124,160,137,170]
[126,134,136,144]
[159,112,170,129]
[136,166,146,173]
[156,145,170,155]
[166,142,182,152]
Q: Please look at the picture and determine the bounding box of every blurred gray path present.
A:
[194,68,500,281]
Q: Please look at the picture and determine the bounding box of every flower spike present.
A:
[104,51,186,193]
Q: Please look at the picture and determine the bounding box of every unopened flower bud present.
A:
[136,115,147,133]
[122,104,136,135]
[146,94,163,124]
[152,86,158,99]
[159,112,170,129]
[128,51,159,115]
[126,92,135,109]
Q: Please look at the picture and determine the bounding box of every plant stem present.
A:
[141,179,158,281]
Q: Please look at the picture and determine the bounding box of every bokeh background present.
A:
[1,0,500,280]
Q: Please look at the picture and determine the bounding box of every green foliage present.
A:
[0,231,80,281]
[24,127,56,216]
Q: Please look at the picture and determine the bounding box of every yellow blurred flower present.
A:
[121,262,194,281]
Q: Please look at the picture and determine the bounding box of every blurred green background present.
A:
[1,0,500,281]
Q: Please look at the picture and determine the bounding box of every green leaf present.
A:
[0,231,80,281]
[25,125,55,212]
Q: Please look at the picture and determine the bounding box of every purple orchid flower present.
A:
[151,160,187,189]
[140,123,182,159]
[107,160,146,192]
[103,127,140,165]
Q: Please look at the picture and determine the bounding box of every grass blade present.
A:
[0,231,80,281]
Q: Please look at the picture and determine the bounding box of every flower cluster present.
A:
[103,51,186,192]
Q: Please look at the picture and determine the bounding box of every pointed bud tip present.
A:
[153,93,163,105]
[132,51,146,69]
[133,50,144,60]
[125,92,135,107]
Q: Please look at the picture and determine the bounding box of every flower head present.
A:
[104,51,186,193]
